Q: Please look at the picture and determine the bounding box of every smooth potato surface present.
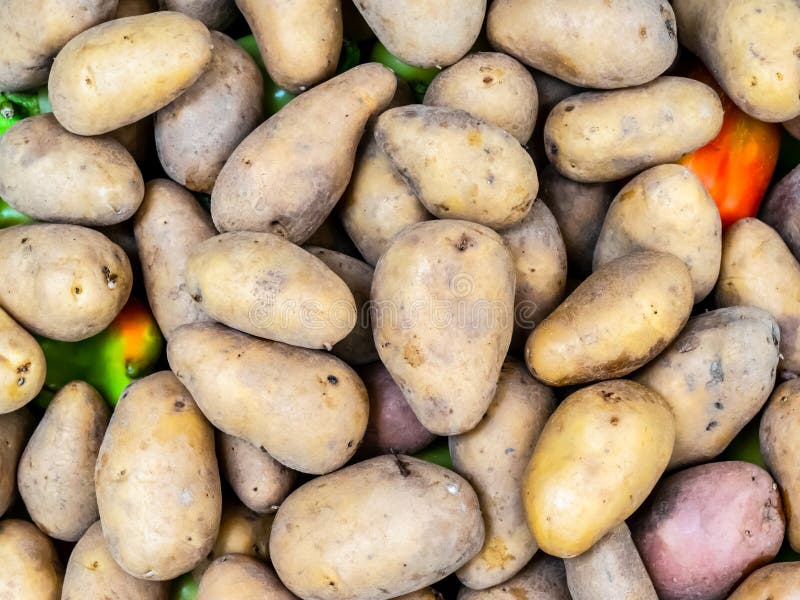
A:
[199,555,296,600]
[0,409,33,517]
[0,519,63,599]
[0,307,45,414]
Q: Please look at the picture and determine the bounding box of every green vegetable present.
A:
[170,572,199,600]
[719,417,766,469]
[0,197,32,227]
[368,41,440,101]
[0,88,49,136]
[412,439,453,470]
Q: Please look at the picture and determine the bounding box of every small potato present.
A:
[49,11,213,136]
[759,164,800,260]
[424,52,538,144]
[62,521,168,600]
[375,105,538,228]
[199,555,296,600]
[0,409,33,517]
[95,371,221,580]
[0,519,63,599]
[451,359,556,589]
[457,555,570,600]
[271,455,484,600]
[133,179,217,340]
[636,307,780,469]
[396,588,442,600]
[372,220,515,435]
[0,224,132,342]
[168,323,368,474]
[716,218,800,374]
[211,503,273,562]
[0,114,144,226]
[525,251,693,386]
[487,0,677,89]
[0,307,45,414]
[544,77,723,183]
[211,63,396,243]
[523,380,675,558]
[185,232,356,350]
[160,0,236,29]
[18,382,109,542]
[631,461,785,600]
[728,562,800,600]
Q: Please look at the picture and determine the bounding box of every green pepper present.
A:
[170,572,199,600]
[0,87,49,136]
[0,197,32,227]
[368,41,441,101]
[412,438,453,470]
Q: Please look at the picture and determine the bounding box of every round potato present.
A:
[0,409,33,517]
[727,562,800,600]
[210,503,273,563]
[457,555,570,600]
[199,555,296,600]
[759,164,800,260]
[160,0,236,29]
[0,519,63,599]
[0,306,45,414]
[0,224,132,342]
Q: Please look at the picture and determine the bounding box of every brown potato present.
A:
[457,555,570,600]
[0,519,63,599]
[727,562,800,599]
[199,555,296,600]
[160,0,236,29]
[0,307,45,414]
[0,409,33,517]
[759,164,800,260]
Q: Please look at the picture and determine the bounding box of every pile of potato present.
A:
[2,0,800,598]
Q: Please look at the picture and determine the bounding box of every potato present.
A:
[339,136,432,266]
[525,251,693,386]
[305,247,378,365]
[728,562,800,600]
[168,323,368,474]
[95,371,221,580]
[636,307,780,469]
[133,179,217,340]
[0,0,117,91]
[185,232,356,350]
[594,164,722,302]
[759,164,800,260]
[631,461,785,600]
[716,218,800,374]
[564,523,657,600]
[424,52,538,144]
[544,77,723,182]
[488,0,676,89]
[218,432,295,514]
[211,63,396,243]
[0,307,45,414]
[160,0,236,29]
[271,455,484,600]
[457,555,570,600]
[0,114,144,226]
[450,359,556,589]
[0,409,33,517]
[199,555,296,600]
[372,220,515,435]
[304,215,361,258]
[18,382,109,542]
[49,11,213,136]
[155,32,263,194]
[375,105,538,228]
[211,503,273,562]
[523,380,675,558]
[529,71,583,165]
[396,588,442,600]
[0,519,63,599]
[0,224,132,342]
[353,0,485,68]
[674,0,800,122]
[108,117,155,167]
[62,521,168,600]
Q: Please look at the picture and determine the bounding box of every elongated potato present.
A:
[271,455,484,600]
[95,371,221,580]
[526,251,693,386]
[0,409,33,517]
[0,224,132,342]
[160,0,236,29]
[49,11,213,136]
[372,220,515,435]
[211,503,273,562]
[0,307,45,414]
[62,521,168,600]
[375,105,538,228]
[199,555,296,600]
[451,360,556,589]
[185,232,356,350]
[212,63,396,243]
[759,164,800,260]
[523,380,675,558]
[457,555,570,600]
[0,519,63,599]
[168,323,368,474]
[728,562,800,600]
[636,307,779,469]
[545,77,723,182]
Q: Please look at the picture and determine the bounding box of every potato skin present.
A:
[488,0,676,89]
[210,503,273,563]
[95,371,222,580]
[727,561,800,600]
[457,555,570,600]
[396,588,443,600]
[199,555,296,600]
[0,409,33,517]
[160,0,236,29]
[0,519,63,599]
[0,307,45,414]
[168,323,368,474]
[545,77,723,182]
[631,461,785,600]
[271,455,484,600]
[759,164,800,260]
[0,224,132,342]
[49,11,213,136]
[525,251,693,386]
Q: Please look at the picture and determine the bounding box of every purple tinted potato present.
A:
[759,164,800,261]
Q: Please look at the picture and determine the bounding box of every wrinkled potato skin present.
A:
[271,455,484,600]
[0,224,132,342]
[674,0,800,122]
[156,32,264,194]
[637,307,779,469]
[211,503,273,562]
[759,164,800,260]
[62,521,168,600]
[18,382,109,542]
[0,519,63,599]
[727,562,800,600]
[526,251,693,386]
[0,409,33,516]
[545,77,723,182]
[524,380,675,558]
[424,52,538,144]
[451,360,556,589]
[0,307,45,414]
[168,323,369,474]
[457,555,570,600]
[199,555,296,600]
[376,105,538,228]
[95,372,222,580]
[0,114,144,226]
[488,0,677,89]
[160,0,236,29]
[49,12,213,136]
[212,63,396,243]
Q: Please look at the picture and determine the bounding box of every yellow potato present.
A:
[395,588,443,600]
[0,409,33,517]
[727,562,800,600]
[161,0,236,29]
[0,519,63,599]
[199,555,296,600]
[457,555,570,600]
[211,503,273,562]
[0,307,45,414]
